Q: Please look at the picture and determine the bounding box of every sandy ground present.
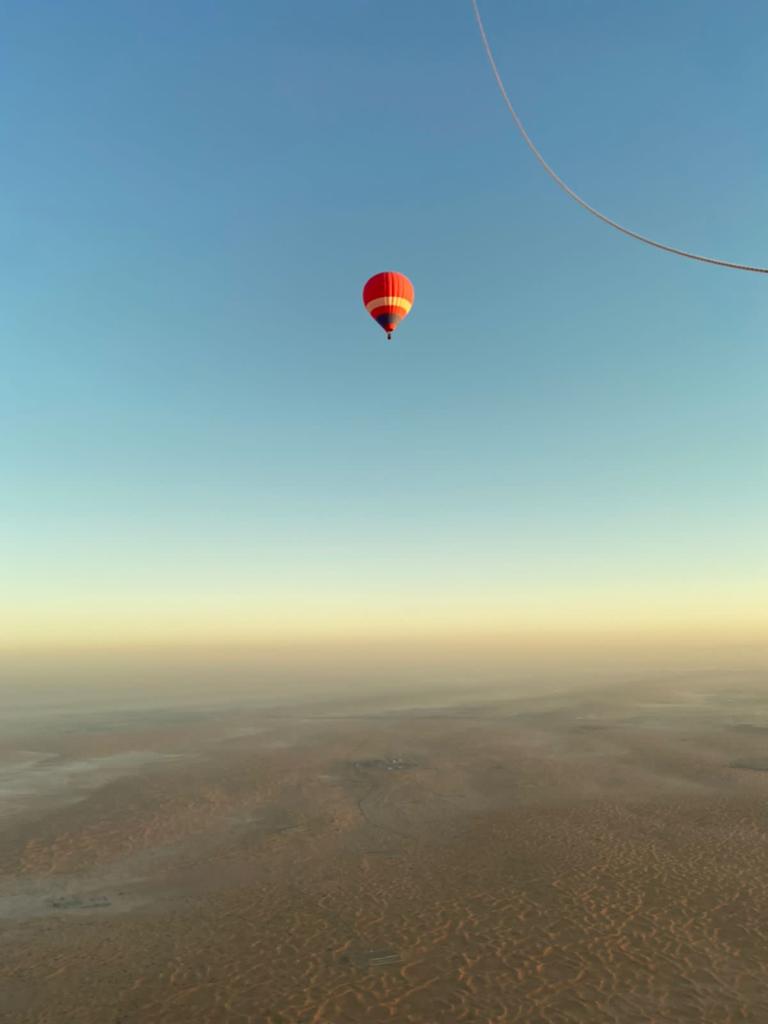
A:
[3,676,768,1023]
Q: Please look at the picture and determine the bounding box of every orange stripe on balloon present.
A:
[365,296,412,314]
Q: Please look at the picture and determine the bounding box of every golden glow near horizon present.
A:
[2,578,765,650]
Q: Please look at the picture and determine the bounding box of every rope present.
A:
[470,0,768,274]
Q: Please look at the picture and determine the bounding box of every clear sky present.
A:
[2,1,766,654]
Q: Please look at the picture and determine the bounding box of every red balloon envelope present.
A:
[362,271,414,340]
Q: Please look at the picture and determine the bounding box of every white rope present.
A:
[471,0,768,274]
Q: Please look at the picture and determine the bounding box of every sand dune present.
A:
[3,680,768,1022]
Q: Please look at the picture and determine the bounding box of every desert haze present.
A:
[3,673,768,1023]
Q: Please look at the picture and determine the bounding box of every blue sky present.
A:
[2,1,766,646]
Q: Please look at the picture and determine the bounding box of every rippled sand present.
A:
[3,678,768,1022]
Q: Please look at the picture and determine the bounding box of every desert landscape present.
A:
[3,674,768,1023]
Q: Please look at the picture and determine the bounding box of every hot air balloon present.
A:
[362,271,414,340]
